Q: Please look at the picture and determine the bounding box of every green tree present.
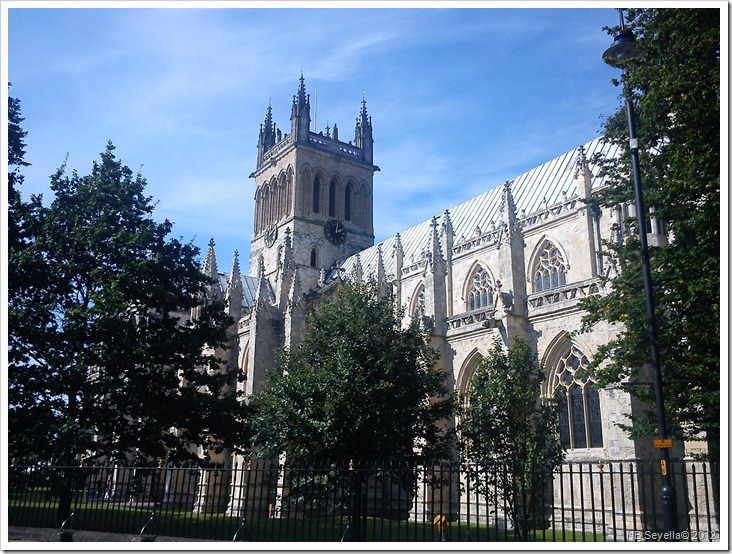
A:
[250,281,453,538]
[8,86,38,258]
[8,141,245,522]
[580,9,720,461]
[7,87,50,461]
[251,281,452,462]
[8,88,29,220]
[457,338,563,541]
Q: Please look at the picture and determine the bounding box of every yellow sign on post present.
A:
[653,438,672,449]
[433,514,448,541]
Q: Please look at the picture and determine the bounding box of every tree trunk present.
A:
[56,467,74,527]
[349,472,364,541]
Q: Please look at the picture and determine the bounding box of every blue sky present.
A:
[5,2,629,274]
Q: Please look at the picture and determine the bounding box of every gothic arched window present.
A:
[534,243,567,292]
[553,345,603,449]
[344,184,352,221]
[310,246,318,268]
[262,183,272,228]
[414,288,425,318]
[329,180,337,217]
[254,187,263,234]
[312,177,321,214]
[467,268,494,311]
[268,178,277,223]
[408,283,426,319]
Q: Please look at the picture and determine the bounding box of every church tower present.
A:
[248,74,379,296]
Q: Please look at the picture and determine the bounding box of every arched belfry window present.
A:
[467,267,494,311]
[254,187,263,234]
[552,344,603,449]
[534,242,567,293]
[262,183,272,228]
[345,184,352,221]
[329,180,337,218]
[268,177,277,224]
[312,177,321,214]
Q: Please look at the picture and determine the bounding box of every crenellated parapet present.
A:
[254,75,377,172]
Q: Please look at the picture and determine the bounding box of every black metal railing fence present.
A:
[8,459,719,542]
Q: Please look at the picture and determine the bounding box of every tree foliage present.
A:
[250,281,453,464]
[8,89,28,169]
[8,140,245,472]
[8,86,34,252]
[457,338,563,540]
[580,9,720,458]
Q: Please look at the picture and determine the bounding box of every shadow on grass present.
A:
[8,500,603,542]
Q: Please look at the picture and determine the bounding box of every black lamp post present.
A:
[602,10,677,534]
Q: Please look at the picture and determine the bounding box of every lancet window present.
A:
[312,177,321,214]
[345,184,352,221]
[329,180,337,217]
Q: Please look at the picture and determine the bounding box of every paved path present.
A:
[6,526,214,542]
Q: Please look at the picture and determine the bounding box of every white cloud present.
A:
[8,6,625,273]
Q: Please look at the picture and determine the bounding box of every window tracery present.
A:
[467,267,494,311]
[553,345,603,449]
[534,242,567,292]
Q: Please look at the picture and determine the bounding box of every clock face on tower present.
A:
[264,223,278,247]
[324,219,347,245]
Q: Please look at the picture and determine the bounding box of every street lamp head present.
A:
[603,28,639,68]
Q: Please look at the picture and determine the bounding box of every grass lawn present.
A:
[8,494,604,542]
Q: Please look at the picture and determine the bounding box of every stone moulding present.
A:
[446,306,497,332]
[308,135,362,159]
[452,228,501,257]
[527,277,603,313]
[519,197,579,231]
[262,134,293,164]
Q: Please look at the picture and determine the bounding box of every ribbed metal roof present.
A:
[214,272,259,309]
[241,275,258,308]
[342,136,618,280]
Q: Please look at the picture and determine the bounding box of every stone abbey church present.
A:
[200,75,672,465]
